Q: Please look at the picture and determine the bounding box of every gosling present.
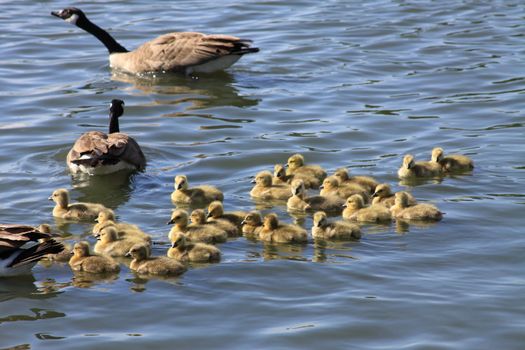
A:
[431,147,474,173]
[342,194,392,223]
[190,209,238,238]
[312,211,361,240]
[240,211,263,237]
[93,209,151,243]
[287,179,345,213]
[272,164,292,185]
[69,241,120,273]
[371,183,417,208]
[206,201,247,227]
[250,171,291,200]
[49,188,107,221]
[286,154,327,188]
[333,168,378,193]
[398,154,443,179]
[320,176,370,203]
[168,209,227,244]
[94,226,149,257]
[259,213,308,243]
[127,244,186,276]
[167,232,221,263]
[171,175,224,204]
[390,192,443,221]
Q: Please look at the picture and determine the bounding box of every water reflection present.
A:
[312,239,358,263]
[126,274,183,292]
[0,276,62,302]
[261,242,308,262]
[394,219,439,234]
[70,170,136,208]
[71,271,120,289]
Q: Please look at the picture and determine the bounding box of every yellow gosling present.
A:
[398,154,443,179]
[127,244,186,276]
[391,192,443,221]
[69,241,120,273]
[312,211,361,240]
[93,209,150,240]
[285,154,326,188]
[168,209,227,244]
[171,175,224,204]
[49,188,107,221]
[287,179,345,213]
[167,232,221,263]
[431,147,474,173]
[206,201,247,227]
[272,164,292,185]
[371,183,417,208]
[250,171,292,200]
[320,176,370,203]
[259,213,308,243]
[333,168,379,193]
[343,194,392,223]
[241,211,263,237]
[191,209,238,238]
[94,226,149,257]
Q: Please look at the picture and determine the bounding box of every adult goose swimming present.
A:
[51,7,259,75]
[66,99,146,175]
[0,224,64,277]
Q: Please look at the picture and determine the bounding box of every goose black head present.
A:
[51,7,87,25]
[110,99,125,118]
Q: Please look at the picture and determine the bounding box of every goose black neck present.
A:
[109,112,120,133]
[77,17,128,54]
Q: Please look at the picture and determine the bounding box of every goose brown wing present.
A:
[67,131,110,164]
[0,225,51,251]
[107,133,146,170]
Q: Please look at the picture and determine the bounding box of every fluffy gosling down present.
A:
[333,168,378,194]
[312,211,361,240]
[168,209,227,244]
[398,154,443,179]
[94,226,150,257]
[93,209,151,243]
[390,192,443,221]
[191,209,238,238]
[240,211,263,237]
[207,201,247,227]
[69,241,120,274]
[171,175,224,205]
[342,194,392,223]
[287,179,345,213]
[51,7,259,75]
[49,188,107,221]
[286,154,327,189]
[168,232,221,263]
[250,171,291,200]
[431,147,474,173]
[371,184,417,208]
[127,244,186,276]
[320,175,370,202]
[258,213,308,243]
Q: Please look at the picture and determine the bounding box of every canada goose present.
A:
[94,226,149,257]
[319,176,370,203]
[431,147,474,173]
[126,244,186,276]
[311,211,361,240]
[390,192,443,221]
[250,171,291,200]
[190,209,238,238]
[333,168,378,193]
[206,201,247,227]
[287,179,345,213]
[371,183,417,208]
[168,209,227,244]
[51,7,259,75]
[240,211,263,237]
[93,209,151,243]
[69,241,120,273]
[37,224,72,263]
[67,99,146,175]
[171,175,224,204]
[167,232,221,263]
[259,213,308,243]
[286,154,327,188]
[342,194,392,223]
[49,188,107,221]
[0,224,64,276]
[398,154,443,179]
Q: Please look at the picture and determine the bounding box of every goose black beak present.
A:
[51,11,61,18]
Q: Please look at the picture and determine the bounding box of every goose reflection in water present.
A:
[0,275,64,303]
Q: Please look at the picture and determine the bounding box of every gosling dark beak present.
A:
[94,234,100,239]
[241,220,246,225]
[250,179,256,184]
[342,204,347,208]
[176,184,183,190]
[48,196,53,201]
[94,218,99,223]
[171,241,179,248]
[372,193,378,197]
[125,252,131,257]
[285,164,289,168]
[319,185,324,189]
[167,219,175,225]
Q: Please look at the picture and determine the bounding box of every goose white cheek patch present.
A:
[65,14,79,24]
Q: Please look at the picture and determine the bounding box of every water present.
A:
[1,0,524,348]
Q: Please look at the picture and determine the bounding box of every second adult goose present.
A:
[51,7,259,75]
[67,99,146,175]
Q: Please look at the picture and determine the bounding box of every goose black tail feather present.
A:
[8,240,65,268]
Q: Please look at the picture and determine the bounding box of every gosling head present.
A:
[174,175,189,191]
[312,211,328,228]
[290,179,306,197]
[96,209,115,223]
[431,147,444,163]
[167,209,189,226]
[126,244,150,260]
[320,176,339,190]
[273,164,287,180]
[241,211,263,227]
[72,241,91,258]
[286,154,305,170]
[402,155,415,169]
[344,194,365,210]
[394,191,410,207]
[51,7,87,26]
[333,168,350,182]
[38,224,52,234]
[372,184,392,198]
[49,188,69,208]
[190,209,206,225]
[98,226,119,243]
[263,213,280,230]
[252,171,272,187]
[207,201,224,219]
[170,231,188,249]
